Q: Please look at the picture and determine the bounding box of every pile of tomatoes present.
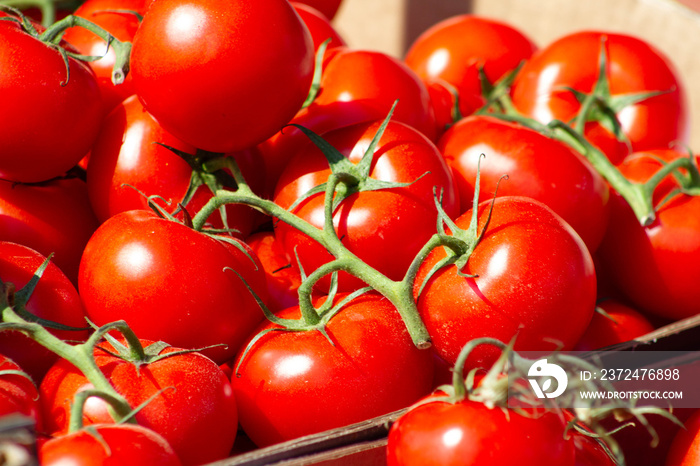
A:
[1,0,700,465]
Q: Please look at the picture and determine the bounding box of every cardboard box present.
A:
[208,1,700,464]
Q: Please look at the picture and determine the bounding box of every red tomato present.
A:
[86,95,262,237]
[574,299,655,351]
[293,0,343,20]
[130,0,314,153]
[40,424,182,466]
[416,197,596,367]
[0,20,103,182]
[0,242,88,383]
[313,48,438,141]
[0,355,40,425]
[233,293,434,447]
[438,115,610,252]
[511,31,689,165]
[78,210,267,364]
[61,0,152,112]
[597,149,700,320]
[0,177,99,286]
[273,119,459,291]
[405,15,537,120]
[40,339,237,466]
[292,2,346,57]
[386,396,575,465]
[665,409,700,465]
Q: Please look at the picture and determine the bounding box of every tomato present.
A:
[78,210,267,364]
[86,95,263,237]
[130,0,314,153]
[0,355,40,426]
[233,293,434,447]
[62,0,152,113]
[665,408,700,465]
[438,114,610,252]
[293,0,343,19]
[313,48,438,141]
[40,339,237,466]
[273,119,459,291]
[574,299,655,351]
[511,31,689,165]
[386,395,575,465]
[597,149,700,320]
[404,15,537,121]
[0,177,99,286]
[40,424,182,466]
[416,197,596,367]
[0,242,88,383]
[0,19,103,182]
[292,2,346,58]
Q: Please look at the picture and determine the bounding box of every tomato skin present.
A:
[61,0,152,113]
[273,119,459,291]
[0,355,40,426]
[314,48,438,141]
[597,150,700,321]
[665,409,700,466]
[233,293,434,447]
[0,21,103,183]
[405,15,536,119]
[40,424,183,466]
[417,197,596,367]
[292,2,346,57]
[574,299,655,351]
[438,115,610,252]
[293,0,343,19]
[0,178,99,287]
[130,0,314,153]
[40,340,237,466]
[511,31,688,165]
[386,396,575,466]
[78,210,266,364]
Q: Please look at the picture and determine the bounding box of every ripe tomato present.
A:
[597,149,700,320]
[0,355,40,425]
[61,0,152,112]
[40,424,182,466]
[416,197,596,367]
[438,114,610,252]
[233,293,434,447]
[40,339,237,466]
[78,210,267,364]
[0,20,103,182]
[130,0,314,153]
[511,31,689,165]
[386,395,575,465]
[404,15,537,120]
[665,408,700,466]
[294,0,343,20]
[273,119,459,291]
[0,242,88,383]
[0,177,99,286]
[574,299,655,351]
[292,2,346,58]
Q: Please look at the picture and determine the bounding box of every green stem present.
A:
[68,389,130,433]
[451,337,507,400]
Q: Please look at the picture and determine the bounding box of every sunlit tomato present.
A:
[416,197,596,367]
[0,177,99,286]
[0,20,103,182]
[405,15,536,121]
[78,210,267,364]
[438,114,610,252]
[294,0,343,19]
[273,119,459,291]
[511,31,689,165]
[130,0,314,153]
[40,339,237,466]
[574,299,655,351]
[292,2,346,58]
[62,0,152,112]
[233,293,434,447]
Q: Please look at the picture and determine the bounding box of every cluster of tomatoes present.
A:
[1,0,700,465]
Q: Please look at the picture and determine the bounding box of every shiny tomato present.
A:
[273,119,459,291]
[0,177,99,286]
[0,20,103,182]
[233,293,434,447]
[61,0,152,112]
[78,210,267,364]
[40,339,237,466]
[511,31,689,165]
[130,0,314,153]
[416,197,596,367]
[387,395,575,465]
[438,114,610,252]
[597,149,700,320]
[574,299,655,351]
[0,242,88,383]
